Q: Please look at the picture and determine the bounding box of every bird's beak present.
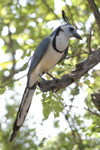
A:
[73,32,82,40]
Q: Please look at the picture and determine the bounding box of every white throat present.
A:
[56,34,69,51]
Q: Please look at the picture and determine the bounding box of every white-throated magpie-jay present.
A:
[10,11,82,141]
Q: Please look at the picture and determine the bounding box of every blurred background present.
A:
[0,0,100,149]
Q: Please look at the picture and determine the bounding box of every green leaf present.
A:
[95,133,99,138]
[78,43,84,48]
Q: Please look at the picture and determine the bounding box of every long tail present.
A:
[9,83,36,142]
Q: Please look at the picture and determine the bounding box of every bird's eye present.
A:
[69,27,74,32]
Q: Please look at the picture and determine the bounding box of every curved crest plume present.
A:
[62,10,71,25]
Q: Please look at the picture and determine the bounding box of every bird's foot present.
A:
[46,72,61,83]
[38,74,45,81]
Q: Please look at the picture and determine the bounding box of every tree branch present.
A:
[87,0,100,31]
[38,48,100,92]
[0,74,27,89]
[42,0,59,20]
[2,62,28,83]
[88,30,92,54]
[66,51,88,59]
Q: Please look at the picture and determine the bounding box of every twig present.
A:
[88,30,92,54]
[2,61,28,83]
[0,74,27,88]
[82,49,89,54]
[66,105,100,117]
[64,103,100,117]
[84,107,100,117]
[67,104,100,117]
[66,52,88,59]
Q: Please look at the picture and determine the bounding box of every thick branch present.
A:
[87,0,100,31]
[38,48,100,92]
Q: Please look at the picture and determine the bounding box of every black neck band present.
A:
[52,27,66,53]
[52,37,66,53]
[53,44,66,53]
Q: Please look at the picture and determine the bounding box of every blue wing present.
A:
[28,36,50,76]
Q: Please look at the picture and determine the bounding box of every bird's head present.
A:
[60,24,82,40]
[59,10,82,40]
[50,11,82,40]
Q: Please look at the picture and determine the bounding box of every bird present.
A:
[9,10,82,142]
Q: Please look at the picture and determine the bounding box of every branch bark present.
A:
[87,0,100,31]
[38,48,100,92]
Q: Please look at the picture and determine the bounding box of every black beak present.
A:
[73,32,82,40]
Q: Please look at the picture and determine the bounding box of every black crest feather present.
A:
[62,10,71,25]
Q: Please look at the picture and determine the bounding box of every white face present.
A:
[60,24,82,40]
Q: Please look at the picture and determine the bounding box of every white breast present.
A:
[35,36,68,75]
[35,43,63,74]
